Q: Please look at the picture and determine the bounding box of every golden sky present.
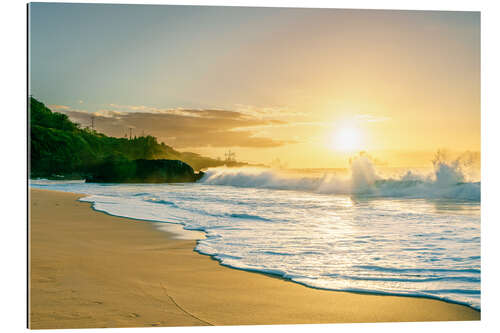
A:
[31,5,480,168]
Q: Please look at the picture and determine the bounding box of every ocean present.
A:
[30,156,480,310]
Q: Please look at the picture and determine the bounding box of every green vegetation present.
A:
[29,97,244,179]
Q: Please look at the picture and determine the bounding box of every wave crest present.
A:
[200,152,480,201]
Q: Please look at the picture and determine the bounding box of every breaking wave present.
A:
[201,152,480,201]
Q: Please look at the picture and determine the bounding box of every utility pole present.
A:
[225,150,236,162]
[91,116,95,131]
[129,127,133,140]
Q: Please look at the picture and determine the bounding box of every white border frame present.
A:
[2,1,499,332]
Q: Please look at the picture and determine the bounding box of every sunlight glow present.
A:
[333,125,364,152]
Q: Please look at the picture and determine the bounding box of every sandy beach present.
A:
[28,188,480,329]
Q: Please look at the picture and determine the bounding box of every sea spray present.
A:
[349,153,379,194]
[200,152,480,201]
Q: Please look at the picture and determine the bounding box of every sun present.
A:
[332,125,364,152]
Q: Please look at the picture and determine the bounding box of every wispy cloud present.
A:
[234,104,306,119]
[48,104,72,111]
[93,109,127,118]
[230,120,328,132]
[106,103,247,119]
[355,114,391,123]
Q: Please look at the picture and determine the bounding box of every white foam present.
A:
[200,153,480,201]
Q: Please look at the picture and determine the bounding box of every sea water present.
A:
[30,156,480,310]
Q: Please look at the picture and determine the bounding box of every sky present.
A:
[29,3,480,168]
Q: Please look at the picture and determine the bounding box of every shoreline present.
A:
[29,188,480,329]
[195,251,482,312]
[78,188,481,312]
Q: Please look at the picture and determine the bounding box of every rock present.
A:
[86,159,205,183]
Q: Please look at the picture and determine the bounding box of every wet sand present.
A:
[28,188,480,329]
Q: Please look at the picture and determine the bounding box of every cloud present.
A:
[48,104,72,111]
[234,104,307,119]
[54,105,293,148]
[93,109,127,118]
[355,114,391,123]
[106,104,251,119]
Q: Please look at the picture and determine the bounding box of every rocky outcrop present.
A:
[86,159,205,183]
